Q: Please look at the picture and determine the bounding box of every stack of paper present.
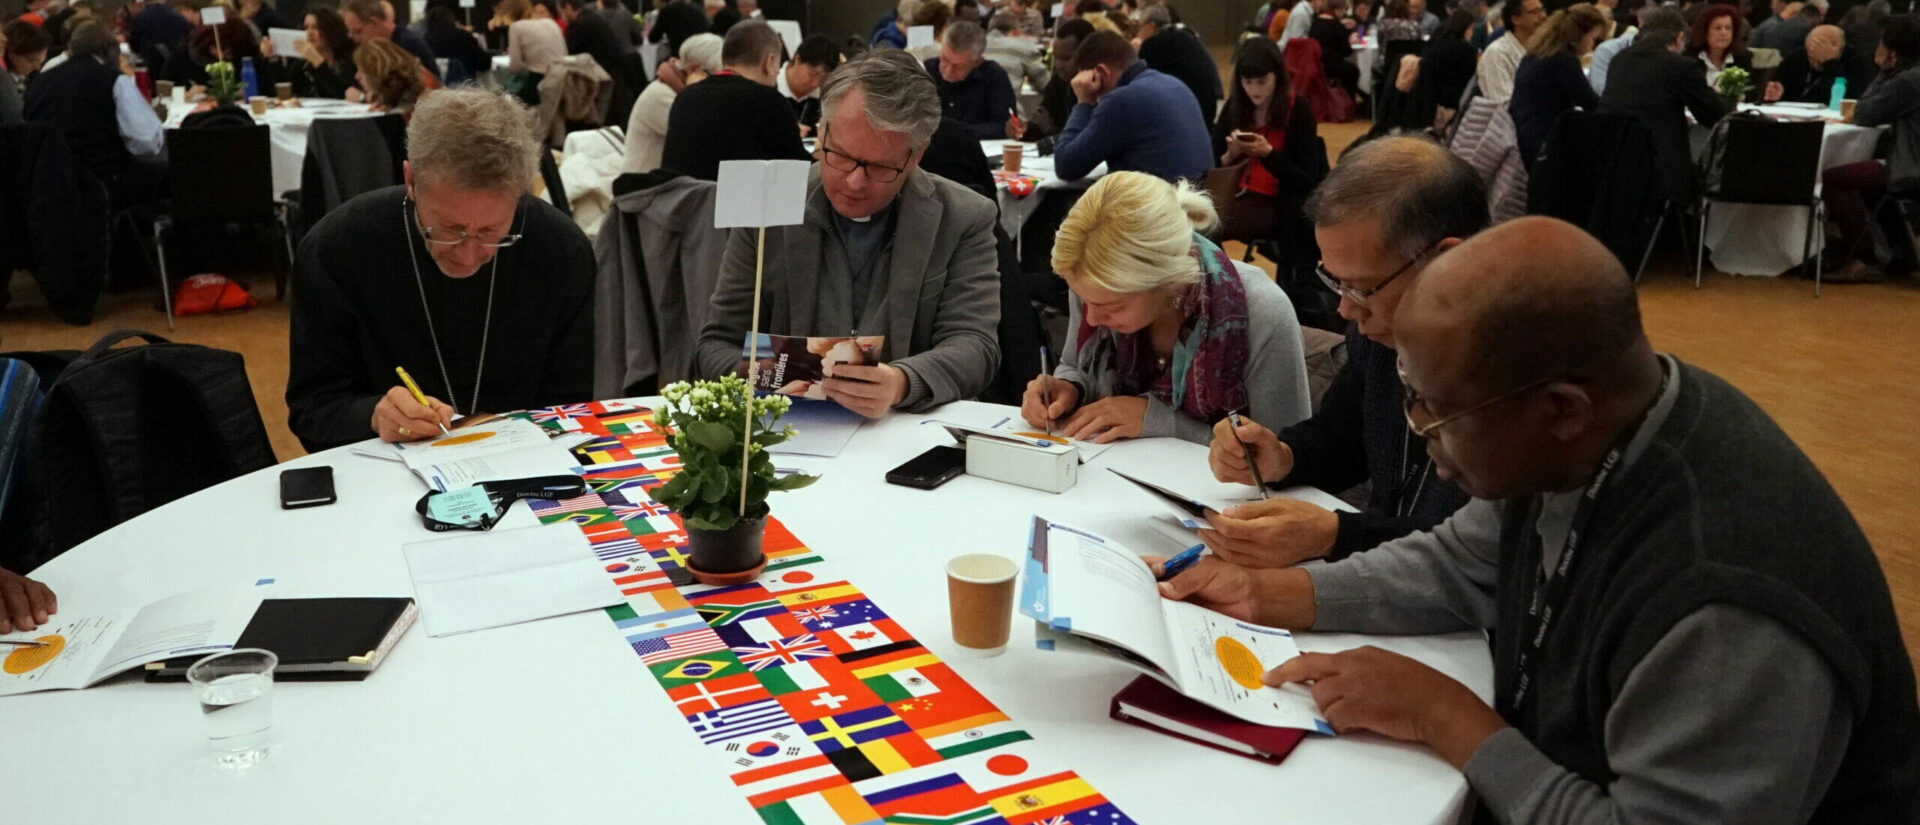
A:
[401,527,622,637]
[386,418,588,491]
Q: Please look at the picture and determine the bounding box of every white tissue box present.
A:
[963,434,1078,494]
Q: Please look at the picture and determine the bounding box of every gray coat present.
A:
[695,166,1002,411]
[593,173,727,397]
[1854,64,1920,193]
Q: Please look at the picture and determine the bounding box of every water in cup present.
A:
[188,648,277,768]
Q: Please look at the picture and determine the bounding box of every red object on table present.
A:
[135,68,151,100]
[1109,675,1309,765]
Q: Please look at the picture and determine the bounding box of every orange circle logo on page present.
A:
[4,635,66,674]
[1214,636,1267,691]
[430,431,497,447]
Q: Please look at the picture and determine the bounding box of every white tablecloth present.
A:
[1355,37,1379,96]
[0,399,1491,825]
[163,98,379,195]
[984,139,1107,252]
[1701,104,1884,276]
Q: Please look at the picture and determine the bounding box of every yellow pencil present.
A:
[394,366,451,435]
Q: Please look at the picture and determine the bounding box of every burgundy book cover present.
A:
[1108,675,1309,765]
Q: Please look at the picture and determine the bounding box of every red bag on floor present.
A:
[172,274,258,316]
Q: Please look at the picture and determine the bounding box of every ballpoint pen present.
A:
[395,366,452,435]
[1157,543,1207,582]
[0,639,49,648]
[1039,346,1054,436]
[1228,410,1272,500]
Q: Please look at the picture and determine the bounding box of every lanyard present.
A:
[1500,442,1627,717]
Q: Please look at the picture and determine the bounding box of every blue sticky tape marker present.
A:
[255,578,275,586]
[1049,616,1072,631]
[1036,639,1056,651]
[1315,720,1336,736]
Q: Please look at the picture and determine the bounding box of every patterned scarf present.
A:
[1073,232,1251,423]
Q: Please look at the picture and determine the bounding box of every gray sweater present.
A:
[1308,356,1854,824]
[1852,64,1920,192]
[1053,260,1312,444]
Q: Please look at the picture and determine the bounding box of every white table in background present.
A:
[1700,103,1883,276]
[0,400,1491,825]
[162,98,379,195]
[1355,36,1380,96]
[984,139,1108,253]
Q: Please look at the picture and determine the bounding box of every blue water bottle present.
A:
[1829,77,1848,112]
[241,57,259,100]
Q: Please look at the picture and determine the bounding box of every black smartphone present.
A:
[885,446,966,490]
[279,466,337,509]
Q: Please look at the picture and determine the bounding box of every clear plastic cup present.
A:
[187,648,278,768]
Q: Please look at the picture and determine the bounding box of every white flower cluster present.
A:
[661,376,797,433]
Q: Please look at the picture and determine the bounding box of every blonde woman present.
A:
[1021,171,1312,444]
[354,38,427,114]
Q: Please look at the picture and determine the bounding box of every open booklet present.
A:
[1020,516,1332,733]
[386,417,590,491]
[921,416,1116,462]
[0,588,264,697]
[747,334,886,400]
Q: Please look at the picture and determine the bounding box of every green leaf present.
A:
[687,421,739,454]
[687,510,736,531]
[768,472,820,492]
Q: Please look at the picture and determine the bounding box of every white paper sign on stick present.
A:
[1051,3,1066,19]
[268,27,306,58]
[200,5,227,25]
[906,25,936,50]
[714,160,810,229]
[769,19,801,59]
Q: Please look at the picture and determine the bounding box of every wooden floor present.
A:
[5,119,1920,688]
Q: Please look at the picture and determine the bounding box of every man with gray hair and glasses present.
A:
[927,20,1021,140]
[1203,136,1482,567]
[287,90,596,452]
[696,49,1002,418]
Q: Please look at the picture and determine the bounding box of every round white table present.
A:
[162,98,379,196]
[0,400,1491,825]
[983,140,1108,257]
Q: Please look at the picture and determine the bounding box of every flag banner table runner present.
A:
[517,402,1138,825]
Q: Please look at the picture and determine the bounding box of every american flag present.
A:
[732,635,831,671]
[527,492,605,515]
[632,629,729,665]
[528,403,595,422]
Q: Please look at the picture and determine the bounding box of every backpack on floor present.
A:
[0,330,276,571]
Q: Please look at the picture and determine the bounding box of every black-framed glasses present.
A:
[410,198,525,248]
[1399,360,1555,438]
[415,475,586,531]
[818,144,913,183]
[1316,239,1441,308]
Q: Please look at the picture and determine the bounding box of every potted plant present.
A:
[1715,66,1752,109]
[651,375,818,585]
[205,60,244,107]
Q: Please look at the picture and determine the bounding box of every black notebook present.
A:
[145,598,416,682]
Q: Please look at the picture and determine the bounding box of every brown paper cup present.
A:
[275,82,294,101]
[1001,143,1023,175]
[1841,99,1857,121]
[946,553,1018,656]
[249,96,270,116]
[155,80,175,99]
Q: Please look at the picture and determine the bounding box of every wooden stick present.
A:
[739,226,767,516]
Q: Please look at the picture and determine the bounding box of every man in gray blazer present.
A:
[696,49,1002,417]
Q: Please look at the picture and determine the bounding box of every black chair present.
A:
[154,125,292,328]
[1528,111,1665,282]
[540,148,572,219]
[1693,117,1828,293]
[298,112,408,234]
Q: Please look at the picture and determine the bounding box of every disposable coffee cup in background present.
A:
[249,96,270,116]
[155,80,175,100]
[946,553,1018,656]
[275,81,294,102]
[1841,99,1857,121]
[1001,143,1023,174]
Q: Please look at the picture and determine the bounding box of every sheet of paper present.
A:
[906,25,936,49]
[767,398,866,458]
[391,418,557,471]
[268,27,305,58]
[1160,599,1330,732]
[402,527,622,637]
[921,415,1110,460]
[415,444,583,492]
[768,19,801,59]
[0,614,126,695]
[200,4,226,24]
[93,588,262,680]
[1109,469,1216,530]
[1040,523,1178,673]
[714,159,810,228]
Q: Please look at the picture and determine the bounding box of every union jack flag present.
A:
[611,499,673,520]
[732,634,831,671]
[528,403,595,422]
[792,605,838,624]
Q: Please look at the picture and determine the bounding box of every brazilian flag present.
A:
[648,651,747,688]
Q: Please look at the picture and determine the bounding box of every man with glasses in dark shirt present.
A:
[695,49,1002,417]
[1204,135,1483,566]
[287,90,596,452]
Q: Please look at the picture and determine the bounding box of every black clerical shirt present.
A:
[287,185,595,453]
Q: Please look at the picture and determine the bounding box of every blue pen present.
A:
[1157,543,1207,582]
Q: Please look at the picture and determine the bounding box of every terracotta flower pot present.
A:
[685,517,767,586]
